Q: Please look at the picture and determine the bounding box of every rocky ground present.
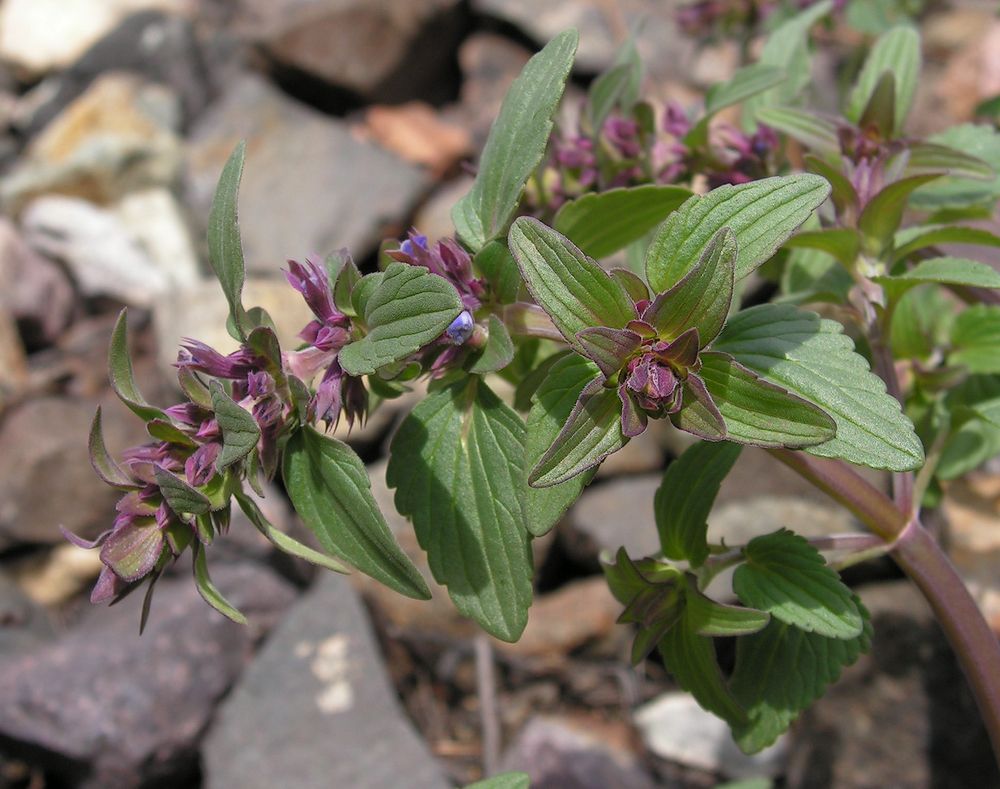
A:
[0,1,999,787]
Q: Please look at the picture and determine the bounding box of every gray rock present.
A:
[0,571,54,654]
[0,561,297,789]
[786,581,1000,789]
[235,0,464,102]
[569,448,862,563]
[0,396,138,548]
[185,73,429,275]
[501,715,655,789]
[21,194,199,307]
[2,73,183,212]
[203,573,448,789]
[0,0,188,76]
[454,33,533,148]
[16,12,215,138]
[635,692,786,779]
[0,217,75,346]
[471,0,693,78]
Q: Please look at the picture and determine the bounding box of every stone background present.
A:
[0,1,999,787]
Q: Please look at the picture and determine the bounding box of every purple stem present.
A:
[770,448,1000,762]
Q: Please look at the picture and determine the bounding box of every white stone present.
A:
[114,188,200,292]
[0,0,191,75]
[635,692,787,779]
[21,195,172,307]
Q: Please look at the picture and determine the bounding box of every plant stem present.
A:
[892,520,1000,760]
[768,449,906,539]
[772,449,1000,762]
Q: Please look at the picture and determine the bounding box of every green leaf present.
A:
[283,427,430,600]
[805,154,858,217]
[387,380,533,641]
[209,381,261,471]
[528,376,628,487]
[108,309,168,423]
[755,106,840,156]
[463,773,530,789]
[338,262,463,376]
[939,376,1000,478]
[973,397,1000,430]
[743,1,833,123]
[192,543,247,624]
[658,612,746,725]
[207,142,250,340]
[686,64,787,147]
[784,228,859,267]
[734,529,863,639]
[857,174,941,255]
[846,25,920,136]
[904,142,995,181]
[950,305,1000,374]
[779,247,854,304]
[234,491,350,574]
[587,62,632,133]
[643,227,736,346]
[730,598,871,753]
[610,268,649,303]
[645,175,830,292]
[523,354,600,536]
[892,224,1000,263]
[910,124,1000,209]
[508,217,637,353]
[877,257,1000,291]
[552,185,692,259]
[154,466,211,516]
[88,407,138,489]
[857,71,896,140]
[146,419,197,447]
[889,283,953,360]
[685,585,770,637]
[655,440,742,566]
[467,314,515,374]
[101,522,164,582]
[452,30,578,250]
[714,304,924,471]
[699,352,837,448]
[474,240,521,304]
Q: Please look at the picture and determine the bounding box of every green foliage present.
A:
[523,354,599,536]
[210,381,261,471]
[193,543,247,624]
[508,217,637,354]
[207,142,251,340]
[734,529,864,638]
[655,441,742,566]
[552,185,692,259]
[949,306,1000,374]
[846,25,920,135]
[283,427,431,600]
[645,175,830,291]
[453,30,578,251]
[338,263,463,376]
[730,596,872,752]
[108,310,168,424]
[388,380,533,641]
[714,304,924,470]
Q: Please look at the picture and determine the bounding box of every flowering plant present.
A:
[77,5,1000,769]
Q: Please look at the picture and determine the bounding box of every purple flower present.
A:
[390,230,486,312]
[185,442,221,487]
[176,340,258,380]
[604,115,642,159]
[284,256,346,327]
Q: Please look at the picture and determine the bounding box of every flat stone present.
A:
[470,0,693,78]
[6,544,104,607]
[0,570,54,654]
[2,73,183,212]
[0,561,297,789]
[0,217,75,346]
[0,395,144,549]
[0,306,28,403]
[501,714,655,789]
[185,73,429,274]
[359,102,471,178]
[21,193,199,307]
[454,33,533,148]
[635,692,786,779]
[786,581,999,789]
[235,0,463,102]
[0,0,191,76]
[15,12,214,138]
[203,573,448,789]
[152,276,315,380]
